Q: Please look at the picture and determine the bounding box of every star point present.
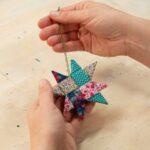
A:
[52,59,108,118]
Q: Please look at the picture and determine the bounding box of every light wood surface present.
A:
[0,0,150,150]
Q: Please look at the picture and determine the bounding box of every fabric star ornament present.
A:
[52,59,108,119]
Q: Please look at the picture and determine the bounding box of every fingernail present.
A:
[50,11,60,17]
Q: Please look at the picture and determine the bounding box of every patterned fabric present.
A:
[53,85,64,96]
[80,82,107,99]
[71,69,90,86]
[71,59,82,73]
[75,99,86,119]
[67,90,81,103]
[52,59,108,119]
[64,96,74,112]
[58,77,78,94]
[88,93,108,104]
[52,70,68,83]
[84,62,97,79]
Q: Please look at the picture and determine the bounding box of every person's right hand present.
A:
[38,1,134,57]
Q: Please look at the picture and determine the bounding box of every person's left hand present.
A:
[27,79,94,150]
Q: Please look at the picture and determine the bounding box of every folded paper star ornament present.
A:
[52,59,108,119]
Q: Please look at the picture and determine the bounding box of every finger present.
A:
[38,79,54,106]
[49,9,89,24]
[38,16,52,29]
[85,102,95,114]
[55,96,64,112]
[47,31,78,46]
[70,102,95,133]
[27,100,38,121]
[52,40,84,52]
[28,99,39,113]
[63,111,73,122]
[61,5,75,11]
[71,117,82,134]
[39,23,79,40]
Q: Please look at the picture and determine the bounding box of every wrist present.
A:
[30,136,59,150]
[125,16,150,66]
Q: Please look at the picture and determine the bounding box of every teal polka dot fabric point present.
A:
[71,59,82,73]
[71,69,90,86]
[88,93,108,104]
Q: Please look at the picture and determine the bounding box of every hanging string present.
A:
[58,7,70,75]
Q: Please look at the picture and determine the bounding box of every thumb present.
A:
[38,79,54,106]
[49,10,89,24]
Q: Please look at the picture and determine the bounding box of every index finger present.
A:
[38,15,52,29]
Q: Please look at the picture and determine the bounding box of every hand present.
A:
[38,1,133,57]
[27,79,94,150]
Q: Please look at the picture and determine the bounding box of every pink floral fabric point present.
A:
[80,82,107,99]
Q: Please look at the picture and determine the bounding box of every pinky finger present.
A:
[52,40,85,52]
